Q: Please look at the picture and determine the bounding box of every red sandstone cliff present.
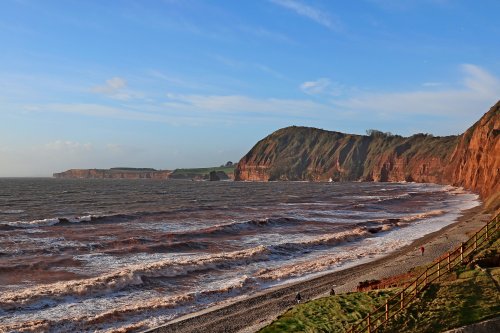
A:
[447,102,499,199]
[236,101,499,204]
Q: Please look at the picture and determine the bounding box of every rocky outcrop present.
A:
[209,171,220,181]
[168,170,232,181]
[53,168,172,179]
[236,101,499,203]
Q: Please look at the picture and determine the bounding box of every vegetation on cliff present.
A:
[169,166,235,180]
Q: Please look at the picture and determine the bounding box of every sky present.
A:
[1,0,499,176]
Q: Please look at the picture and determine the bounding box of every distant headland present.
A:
[53,163,236,181]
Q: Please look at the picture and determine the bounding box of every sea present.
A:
[0,178,480,332]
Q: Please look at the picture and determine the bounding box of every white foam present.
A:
[0,214,100,229]
[0,209,26,214]
[0,246,269,310]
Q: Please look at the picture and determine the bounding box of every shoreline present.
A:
[144,204,491,333]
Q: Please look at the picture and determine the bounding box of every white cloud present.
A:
[461,64,499,96]
[44,140,93,152]
[164,93,331,117]
[300,78,343,96]
[333,64,500,117]
[422,82,443,87]
[91,77,142,101]
[270,0,341,31]
[92,77,126,93]
[19,64,499,132]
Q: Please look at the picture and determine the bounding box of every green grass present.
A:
[382,237,500,332]
[260,235,499,333]
[171,166,235,176]
[259,290,395,333]
[381,266,500,333]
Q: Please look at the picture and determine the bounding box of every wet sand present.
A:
[144,206,492,333]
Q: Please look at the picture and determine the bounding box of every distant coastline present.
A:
[53,165,236,180]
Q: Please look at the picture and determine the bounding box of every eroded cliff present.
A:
[236,101,499,203]
[447,102,500,199]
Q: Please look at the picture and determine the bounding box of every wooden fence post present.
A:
[460,242,464,263]
[385,300,389,321]
[438,262,440,281]
[367,313,371,333]
[486,224,489,240]
[447,253,450,271]
[400,292,404,309]
[425,269,428,284]
[474,234,477,250]
[414,281,417,295]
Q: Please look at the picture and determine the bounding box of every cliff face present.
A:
[53,168,172,179]
[236,129,458,183]
[236,101,499,201]
[447,102,500,199]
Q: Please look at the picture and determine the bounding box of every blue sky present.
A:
[1,0,499,176]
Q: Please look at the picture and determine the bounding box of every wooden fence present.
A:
[348,212,499,333]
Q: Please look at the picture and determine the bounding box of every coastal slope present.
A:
[235,101,499,202]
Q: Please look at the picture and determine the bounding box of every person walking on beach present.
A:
[295,292,302,304]
[420,246,425,256]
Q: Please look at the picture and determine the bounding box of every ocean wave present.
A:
[0,205,236,229]
[171,217,303,238]
[376,192,413,203]
[256,239,408,281]
[0,275,254,333]
[400,209,446,222]
[359,209,447,230]
[0,209,26,214]
[444,186,468,195]
[0,213,131,229]
[100,239,215,255]
[265,210,445,255]
[0,247,268,310]
[0,226,376,310]
[269,228,370,254]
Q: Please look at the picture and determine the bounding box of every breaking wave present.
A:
[0,213,134,229]
[170,217,304,238]
[0,247,267,310]
[0,275,254,333]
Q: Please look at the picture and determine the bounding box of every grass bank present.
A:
[259,290,395,333]
[260,236,499,333]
